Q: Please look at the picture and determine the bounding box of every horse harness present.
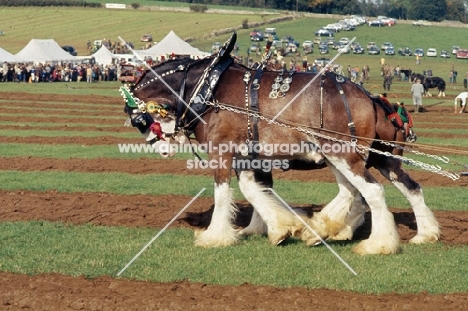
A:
[122,32,402,158]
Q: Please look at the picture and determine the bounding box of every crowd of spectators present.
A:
[0,61,120,83]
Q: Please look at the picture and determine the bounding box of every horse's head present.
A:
[119,59,191,155]
[120,32,239,157]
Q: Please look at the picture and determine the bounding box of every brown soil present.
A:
[1,91,468,310]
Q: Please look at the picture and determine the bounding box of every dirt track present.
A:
[1,91,467,310]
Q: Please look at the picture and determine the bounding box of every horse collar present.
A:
[177,56,234,131]
[133,64,186,92]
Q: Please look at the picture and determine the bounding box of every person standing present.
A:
[383,65,393,91]
[411,79,424,113]
[454,91,468,113]
[86,65,92,83]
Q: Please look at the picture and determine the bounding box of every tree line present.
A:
[2,0,466,23]
[164,0,468,22]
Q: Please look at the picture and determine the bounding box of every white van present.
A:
[265,28,277,35]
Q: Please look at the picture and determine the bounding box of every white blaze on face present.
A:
[142,117,178,158]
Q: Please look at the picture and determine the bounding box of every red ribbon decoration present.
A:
[150,122,165,141]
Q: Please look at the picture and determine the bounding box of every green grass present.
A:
[1,221,467,294]
[0,81,121,97]
[1,5,468,295]
[0,129,140,138]
[1,6,468,78]
[0,170,466,211]
[0,143,198,159]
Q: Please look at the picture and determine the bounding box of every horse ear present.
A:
[219,31,237,59]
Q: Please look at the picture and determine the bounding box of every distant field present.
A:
[1,5,468,78]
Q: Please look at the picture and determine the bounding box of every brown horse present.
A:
[122,47,439,254]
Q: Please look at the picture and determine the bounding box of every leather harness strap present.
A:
[248,67,264,158]
[326,71,357,141]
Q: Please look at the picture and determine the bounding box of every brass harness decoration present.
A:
[269,69,294,99]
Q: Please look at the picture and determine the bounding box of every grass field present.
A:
[1,5,468,80]
[1,5,468,301]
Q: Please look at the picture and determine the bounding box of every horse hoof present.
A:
[305,238,322,247]
[352,239,400,255]
[268,230,291,246]
[409,234,439,244]
[194,228,239,247]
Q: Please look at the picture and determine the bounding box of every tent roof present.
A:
[15,39,76,63]
[138,31,209,59]
[0,46,19,63]
[91,45,116,65]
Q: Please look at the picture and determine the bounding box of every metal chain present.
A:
[205,100,460,180]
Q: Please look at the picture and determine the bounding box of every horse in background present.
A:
[410,73,446,97]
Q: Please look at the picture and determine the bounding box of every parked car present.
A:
[353,45,365,54]
[456,48,468,59]
[61,46,77,56]
[327,37,336,46]
[332,41,342,50]
[264,28,277,36]
[368,46,380,55]
[440,50,450,58]
[339,37,350,45]
[385,46,395,55]
[250,29,261,37]
[381,18,396,26]
[285,42,298,54]
[314,57,331,67]
[118,64,136,83]
[314,29,333,37]
[366,42,377,50]
[251,33,264,41]
[368,20,384,26]
[249,42,261,53]
[413,20,431,26]
[302,40,313,53]
[140,34,153,42]
[338,45,351,54]
[452,46,460,54]
[427,48,437,57]
[381,42,393,51]
[313,37,322,45]
[281,35,295,43]
[414,48,424,57]
[319,44,329,54]
[399,47,412,56]
[342,24,356,31]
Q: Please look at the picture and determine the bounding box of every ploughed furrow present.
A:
[2,272,467,311]
[0,189,467,245]
[1,156,466,187]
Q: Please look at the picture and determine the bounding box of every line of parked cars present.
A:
[245,18,465,62]
[314,15,366,38]
[367,16,397,27]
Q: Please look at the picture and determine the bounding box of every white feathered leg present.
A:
[238,171,304,245]
[195,183,240,247]
[329,158,400,255]
[239,209,267,236]
[302,163,366,245]
[375,162,440,244]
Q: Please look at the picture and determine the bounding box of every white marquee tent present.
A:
[91,45,116,65]
[15,39,76,63]
[0,46,19,63]
[137,30,210,60]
